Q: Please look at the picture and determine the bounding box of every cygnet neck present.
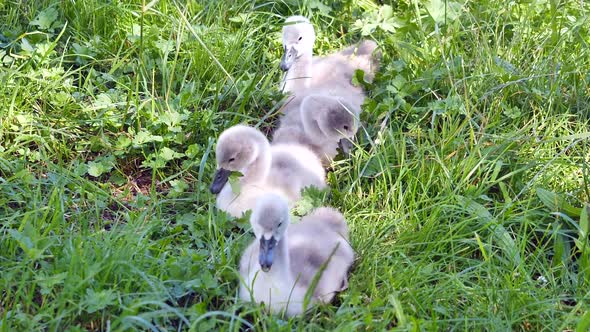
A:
[242,134,272,184]
[285,52,313,92]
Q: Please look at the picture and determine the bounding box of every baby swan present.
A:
[280,15,315,93]
[273,94,360,165]
[239,193,354,317]
[279,15,381,95]
[210,125,325,217]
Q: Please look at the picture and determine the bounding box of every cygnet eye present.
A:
[298,36,302,41]
[343,125,349,131]
[277,222,283,227]
[228,157,235,163]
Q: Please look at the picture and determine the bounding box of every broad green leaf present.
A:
[133,130,163,146]
[29,7,58,30]
[380,5,394,19]
[228,171,243,195]
[457,195,521,265]
[362,23,378,36]
[575,205,589,252]
[160,147,184,161]
[185,144,200,158]
[380,22,396,33]
[493,223,521,266]
[87,157,114,177]
[457,195,492,222]
[15,113,32,125]
[425,0,462,24]
[536,187,582,217]
[577,310,590,332]
[351,69,368,88]
[83,288,117,313]
[21,38,35,54]
[143,154,167,169]
[158,111,185,127]
[127,24,142,43]
[93,93,112,108]
[8,223,46,261]
[154,39,174,53]
[36,43,54,58]
[0,50,13,65]
[229,13,248,23]
[87,162,106,177]
[293,186,328,217]
[109,172,127,186]
[580,204,589,238]
[115,135,132,150]
[8,229,34,251]
[361,156,385,178]
[552,226,565,270]
[170,179,189,193]
[293,194,314,216]
[309,0,332,15]
[34,272,68,295]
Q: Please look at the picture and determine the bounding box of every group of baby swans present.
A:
[209,15,380,317]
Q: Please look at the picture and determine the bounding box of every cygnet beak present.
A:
[209,168,231,194]
[280,46,297,71]
[259,235,277,272]
[338,138,354,156]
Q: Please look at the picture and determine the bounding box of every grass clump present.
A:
[1,0,589,330]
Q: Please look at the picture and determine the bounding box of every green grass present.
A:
[1,0,590,330]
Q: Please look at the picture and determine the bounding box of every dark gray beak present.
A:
[259,236,277,272]
[209,168,231,194]
[338,138,353,156]
[280,46,297,71]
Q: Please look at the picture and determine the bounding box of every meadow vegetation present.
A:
[1,0,589,330]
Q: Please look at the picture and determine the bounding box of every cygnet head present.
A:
[250,193,290,272]
[302,95,358,140]
[210,125,267,194]
[280,16,316,71]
